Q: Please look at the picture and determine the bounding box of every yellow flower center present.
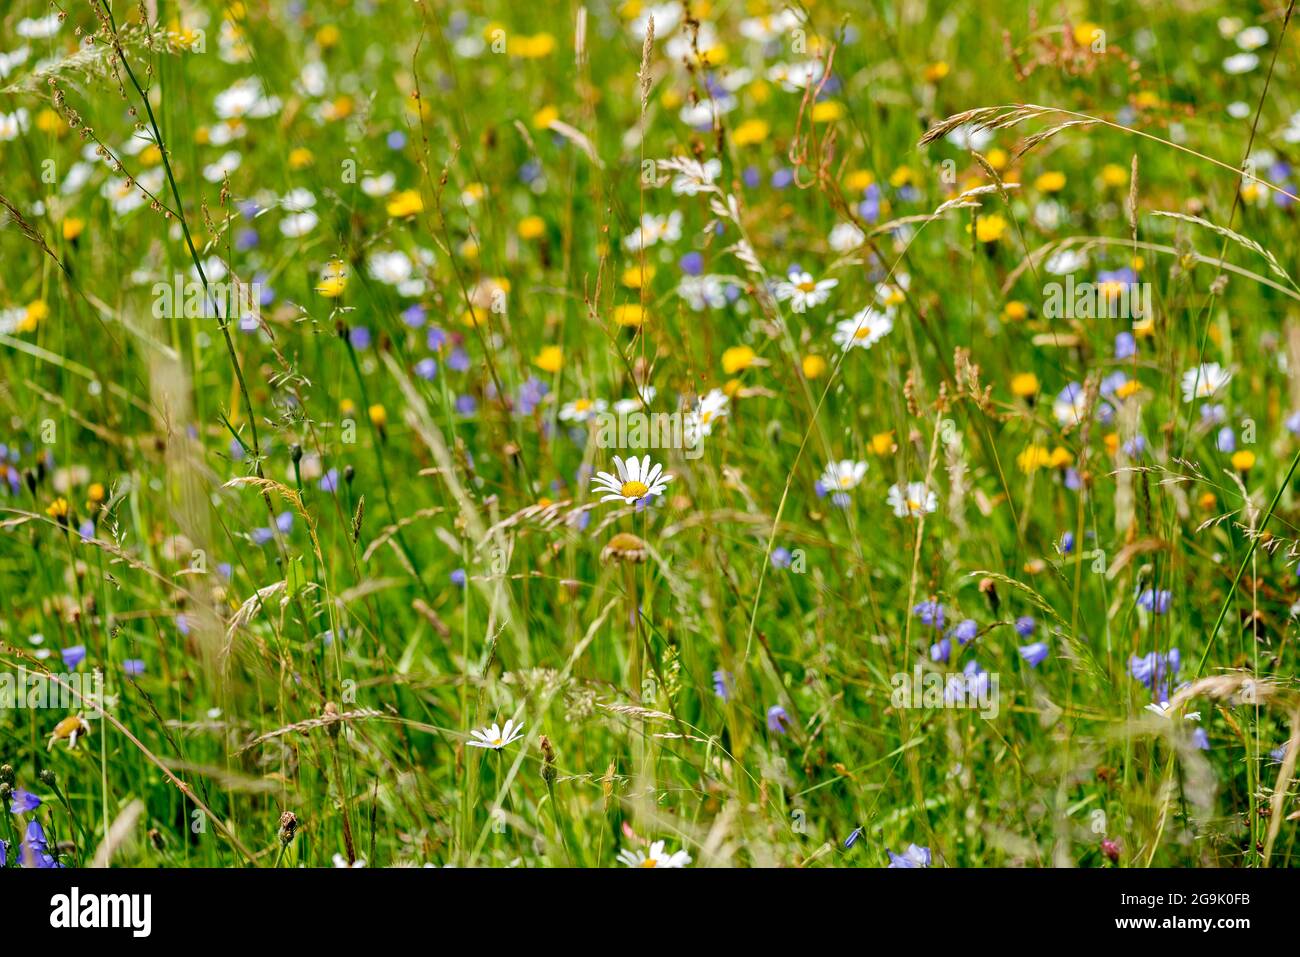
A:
[574,399,591,412]
[491,738,502,747]
[797,280,817,293]
[620,480,650,499]
[640,858,658,868]
[853,324,873,339]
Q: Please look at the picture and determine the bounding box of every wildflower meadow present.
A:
[3,0,1300,891]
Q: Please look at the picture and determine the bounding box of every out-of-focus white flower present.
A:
[214,77,282,120]
[829,222,866,253]
[1223,52,1259,74]
[16,14,61,39]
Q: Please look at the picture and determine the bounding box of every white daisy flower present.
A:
[332,854,367,868]
[612,386,656,415]
[774,271,837,313]
[1052,384,1090,426]
[670,158,721,196]
[1236,26,1269,50]
[1223,52,1259,74]
[207,120,247,145]
[592,455,673,504]
[875,274,910,307]
[297,61,328,98]
[1044,249,1088,274]
[832,307,894,351]
[821,459,867,492]
[466,717,525,750]
[60,161,93,195]
[280,187,317,212]
[213,77,282,120]
[1180,363,1231,402]
[740,10,802,42]
[559,397,608,423]
[623,211,683,252]
[767,60,825,92]
[887,482,938,518]
[629,4,681,40]
[1282,111,1300,144]
[101,168,163,216]
[943,123,995,152]
[368,250,414,286]
[16,14,62,39]
[361,171,396,197]
[678,96,736,127]
[828,222,866,252]
[0,108,30,142]
[280,211,319,238]
[666,23,719,61]
[616,840,692,868]
[1145,701,1201,721]
[0,46,31,81]
[684,388,730,440]
[678,274,728,311]
[202,150,242,183]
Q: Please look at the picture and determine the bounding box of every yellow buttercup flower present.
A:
[1101,163,1128,187]
[622,264,655,288]
[316,261,348,298]
[533,345,563,373]
[533,105,559,130]
[811,100,844,123]
[507,33,556,58]
[1048,446,1074,469]
[518,216,546,240]
[20,300,48,333]
[801,354,827,379]
[1034,171,1066,192]
[1231,450,1256,472]
[35,108,66,135]
[975,213,1007,243]
[288,147,314,170]
[1011,372,1040,398]
[722,345,756,375]
[985,149,1008,172]
[368,404,387,429]
[733,119,769,146]
[340,398,356,417]
[46,497,69,520]
[845,170,875,192]
[386,189,424,218]
[613,304,645,328]
[889,166,915,188]
[1017,445,1052,474]
[1073,22,1104,46]
[869,431,896,456]
[1115,379,1141,400]
[923,61,950,82]
[316,24,341,48]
